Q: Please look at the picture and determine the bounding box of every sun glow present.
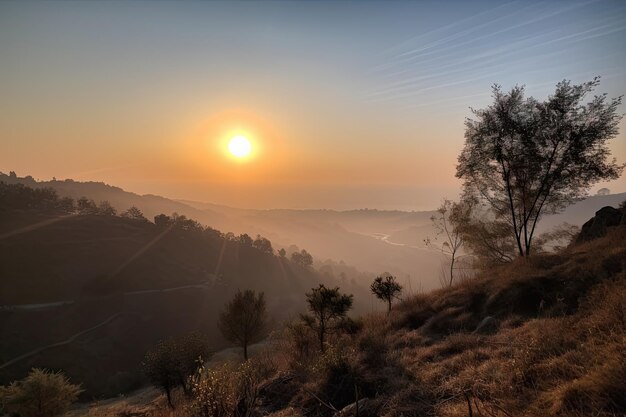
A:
[228,135,252,158]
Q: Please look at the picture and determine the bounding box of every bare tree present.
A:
[218,290,268,360]
[425,199,468,286]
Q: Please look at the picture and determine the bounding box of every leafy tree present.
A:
[97,200,117,216]
[76,197,98,215]
[143,340,179,408]
[239,233,253,247]
[0,183,74,214]
[457,78,623,258]
[291,249,313,268]
[302,284,353,352]
[252,235,273,254]
[218,290,268,360]
[174,333,210,395]
[0,368,82,417]
[154,213,172,228]
[425,199,469,286]
[370,275,402,312]
[121,206,147,221]
[596,187,610,196]
[278,248,286,258]
[143,334,209,408]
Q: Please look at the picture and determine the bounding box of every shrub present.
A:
[0,368,82,417]
[190,358,275,417]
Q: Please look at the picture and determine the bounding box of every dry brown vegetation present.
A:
[75,225,625,417]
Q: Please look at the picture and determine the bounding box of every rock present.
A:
[576,206,623,243]
[472,316,498,334]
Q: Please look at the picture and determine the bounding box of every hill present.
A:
[82,203,626,416]
[5,171,623,292]
[0,182,370,399]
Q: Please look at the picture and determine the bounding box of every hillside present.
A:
[0,172,447,289]
[4,172,624,292]
[83,204,626,416]
[0,182,370,399]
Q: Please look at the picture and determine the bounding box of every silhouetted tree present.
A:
[143,334,209,408]
[76,197,98,215]
[0,183,74,213]
[121,206,147,221]
[97,200,117,216]
[239,233,253,247]
[218,290,268,360]
[291,249,313,268]
[301,284,353,352]
[143,340,179,408]
[0,368,82,417]
[174,333,210,395]
[278,248,286,257]
[596,188,611,196]
[425,199,470,286]
[252,235,273,254]
[370,275,402,312]
[154,214,172,228]
[457,78,623,258]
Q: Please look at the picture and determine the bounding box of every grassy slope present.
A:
[86,225,625,416]
[255,225,626,417]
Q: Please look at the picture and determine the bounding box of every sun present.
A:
[228,135,252,158]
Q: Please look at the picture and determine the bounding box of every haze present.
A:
[1,0,625,209]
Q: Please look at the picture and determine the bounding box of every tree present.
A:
[173,333,210,395]
[239,234,253,247]
[154,213,172,228]
[252,235,273,254]
[218,290,268,360]
[121,206,147,221]
[0,368,82,417]
[291,249,313,268]
[370,275,402,312]
[76,197,98,215]
[301,284,353,352]
[278,248,286,258]
[143,340,179,408]
[457,78,623,258]
[143,334,209,408]
[425,199,469,286]
[97,200,117,216]
[596,187,611,196]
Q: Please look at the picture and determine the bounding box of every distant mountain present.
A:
[2,171,624,291]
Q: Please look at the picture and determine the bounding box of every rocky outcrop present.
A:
[576,206,624,243]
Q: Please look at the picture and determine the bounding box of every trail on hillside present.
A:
[0,312,131,370]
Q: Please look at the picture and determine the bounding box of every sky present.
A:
[1,0,625,210]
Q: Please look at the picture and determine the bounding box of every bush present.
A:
[0,368,82,417]
[190,358,275,417]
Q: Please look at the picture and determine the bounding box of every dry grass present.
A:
[78,226,625,417]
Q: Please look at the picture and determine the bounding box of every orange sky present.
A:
[1,1,625,210]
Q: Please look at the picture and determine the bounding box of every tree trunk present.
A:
[166,386,174,409]
[244,342,248,361]
[319,326,325,352]
[449,255,455,287]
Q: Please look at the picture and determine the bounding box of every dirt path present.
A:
[0,312,129,370]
